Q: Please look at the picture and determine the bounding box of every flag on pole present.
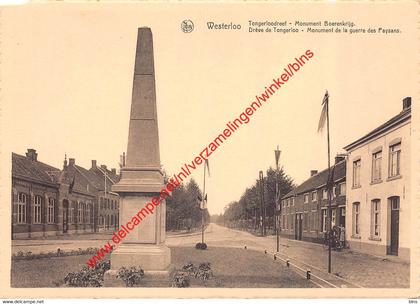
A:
[205,159,210,177]
[318,90,329,132]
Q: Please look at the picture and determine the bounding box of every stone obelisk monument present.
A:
[105,27,170,285]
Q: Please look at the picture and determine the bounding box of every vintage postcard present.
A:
[0,0,419,299]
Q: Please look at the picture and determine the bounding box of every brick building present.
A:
[279,157,346,243]
[344,97,411,260]
[11,149,120,239]
[12,150,62,239]
[89,160,120,231]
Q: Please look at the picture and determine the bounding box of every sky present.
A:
[2,2,417,215]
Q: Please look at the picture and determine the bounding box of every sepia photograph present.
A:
[0,0,419,300]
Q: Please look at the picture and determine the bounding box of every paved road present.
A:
[12,223,409,288]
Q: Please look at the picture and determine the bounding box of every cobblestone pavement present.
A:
[12,223,409,288]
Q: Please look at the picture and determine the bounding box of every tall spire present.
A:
[113,27,163,193]
[126,27,161,169]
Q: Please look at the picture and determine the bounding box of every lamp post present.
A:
[274,146,281,252]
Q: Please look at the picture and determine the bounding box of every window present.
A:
[34,195,42,224]
[389,143,401,178]
[304,194,309,203]
[68,202,74,223]
[311,211,317,231]
[291,197,295,206]
[371,199,381,237]
[306,212,312,230]
[86,202,91,224]
[390,196,400,210]
[311,191,317,202]
[353,159,361,187]
[78,202,83,223]
[339,183,346,196]
[372,150,382,182]
[289,214,293,230]
[321,209,327,232]
[47,198,55,223]
[352,202,360,236]
[322,189,328,199]
[17,193,27,223]
[332,209,336,227]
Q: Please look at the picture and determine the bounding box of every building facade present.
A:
[12,150,62,239]
[280,157,346,243]
[344,97,411,260]
[89,160,120,231]
[12,149,120,239]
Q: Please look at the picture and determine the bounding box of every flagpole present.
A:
[326,91,332,274]
[104,169,107,230]
[202,162,206,244]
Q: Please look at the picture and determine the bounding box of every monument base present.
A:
[104,243,172,287]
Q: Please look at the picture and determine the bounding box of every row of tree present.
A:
[165,176,210,231]
[221,167,295,231]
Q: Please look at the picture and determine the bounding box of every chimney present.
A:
[91,160,97,169]
[111,168,116,175]
[310,170,318,177]
[101,165,107,170]
[69,158,75,166]
[25,149,38,161]
[335,153,346,164]
[403,97,411,110]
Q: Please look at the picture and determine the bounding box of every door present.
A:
[390,201,400,255]
[298,214,303,240]
[295,213,303,240]
[339,207,346,227]
[63,200,68,233]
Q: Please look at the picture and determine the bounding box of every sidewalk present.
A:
[233,230,410,288]
[11,229,201,255]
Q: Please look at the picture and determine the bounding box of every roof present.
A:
[67,164,100,196]
[12,153,60,187]
[282,160,346,199]
[90,166,120,188]
[344,107,411,151]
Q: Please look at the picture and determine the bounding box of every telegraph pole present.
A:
[259,171,266,236]
[274,146,281,252]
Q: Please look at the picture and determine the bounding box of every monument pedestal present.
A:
[108,244,171,270]
[104,244,172,287]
